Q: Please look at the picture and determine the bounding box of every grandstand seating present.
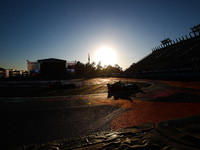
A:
[126,25,200,80]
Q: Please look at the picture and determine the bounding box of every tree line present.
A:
[71,61,123,77]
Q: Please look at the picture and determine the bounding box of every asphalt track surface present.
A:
[0,78,200,149]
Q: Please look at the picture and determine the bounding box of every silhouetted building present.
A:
[0,69,26,78]
[0,68,6,78]
[9,69,22,77]
[38,58,67,77]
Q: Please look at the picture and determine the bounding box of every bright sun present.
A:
[94,46,117,67]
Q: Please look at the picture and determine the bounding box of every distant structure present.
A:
[26,58,79,78]
[66,61,77,74]
[27,60,40,76]
[152,24,200,52]
[88,53,90,64]
[0,68,6,78]
[38,58,67,78]
[0,68,28,78]
[160,38,172,47]
[190,24,200,36]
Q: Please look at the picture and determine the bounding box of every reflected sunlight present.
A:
[94,46,117,67]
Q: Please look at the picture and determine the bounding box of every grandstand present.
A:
[125,24,200,80]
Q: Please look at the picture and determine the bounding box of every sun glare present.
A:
[94,46,117,67]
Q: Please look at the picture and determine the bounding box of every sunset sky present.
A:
[1,0,200,70]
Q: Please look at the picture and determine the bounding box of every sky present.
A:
[0,0,200,71]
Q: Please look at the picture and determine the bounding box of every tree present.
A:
[97,61,102,70]
[85,62,96,76]
[114,64,122,72]
[75,61,85,77]
[96,61,102,76]
[102,64,122,77]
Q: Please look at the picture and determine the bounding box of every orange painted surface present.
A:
[94,99,200,130]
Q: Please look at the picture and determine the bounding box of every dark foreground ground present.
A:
[1,78,200,149]
[19,116,200,150]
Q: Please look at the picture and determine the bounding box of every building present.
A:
[38,58,67,77]
[26,58,77,78]
[0,68,6,78]
[66,61,77,73]
[0,68,27,78]
[27,60,40,76]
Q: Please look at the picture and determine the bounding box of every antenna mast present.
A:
[88,53,90,64]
